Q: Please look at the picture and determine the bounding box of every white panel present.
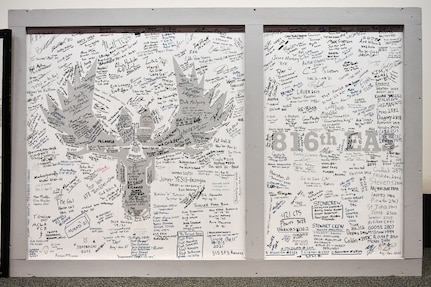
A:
[25,27,246,260]
[264,26,404,259]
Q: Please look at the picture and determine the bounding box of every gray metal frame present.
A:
[8,8,422,277]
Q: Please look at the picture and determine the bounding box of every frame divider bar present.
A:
[245,24,264,260]
[9,26,28,260]
[402,21,423,259]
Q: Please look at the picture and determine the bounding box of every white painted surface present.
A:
[0,1,429,195]
[7,7,422,276]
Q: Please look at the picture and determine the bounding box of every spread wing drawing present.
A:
[42,59,233,153]
[40,58,233,220]
[41,61,121,151]
[150,59,233,149]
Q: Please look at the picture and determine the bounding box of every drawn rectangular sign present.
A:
[264,26,404,259]
[26,27,246,259]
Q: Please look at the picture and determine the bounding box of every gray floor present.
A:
[0,249,430,286]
